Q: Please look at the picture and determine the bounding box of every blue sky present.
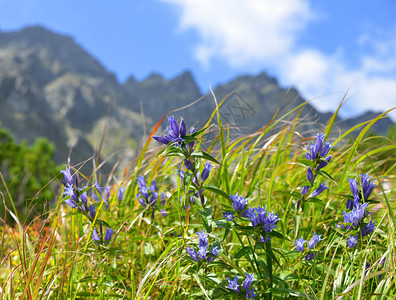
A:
[1,0,395,119]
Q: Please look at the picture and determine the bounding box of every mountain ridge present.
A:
[0,25,393,170]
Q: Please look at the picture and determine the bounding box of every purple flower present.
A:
[315,133,325,156]
[348,178,359,196]
[197,230,208,248]
[197,244,208,260]
[92,228,100,244]
[304,253,315,260]
[242,273,254,290]
[320,142,333,157]
[60,167,74,186]
[247,207,279,231]
[305,133,332,162]
[207,246,219,262]
[223,210,235,221]
[117,187,125,202]
[231,193,248,211]
[227,274,240,293]
[187,127,196,151]
[347,235,358,248]
[307,167,314,182]
[301,186,310,196]
[311,183,328,197]
[246,288,257,299]
[184,159,194,170]
[361,220,375,236]
[308,232,324,249]
[262,211,279,232]
[346,195,361,210]
[104,228,113,245]
[186,246,199,262]
[259,236,270,243]
[153,116,188,147]
[361,173,375,200]
[88,205,96,220]
[343,203,368,228]
[317,155,332,170]
[295,237,306,252]
[201,163,212,182]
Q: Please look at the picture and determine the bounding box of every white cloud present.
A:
[164,0,312,67]
[164,0,396,120]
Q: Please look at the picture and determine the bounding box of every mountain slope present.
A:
[0,26,393,170]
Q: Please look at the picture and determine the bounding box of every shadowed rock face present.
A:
[0,26,393,169]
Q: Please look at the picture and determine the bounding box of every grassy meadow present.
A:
[1,100,396,299]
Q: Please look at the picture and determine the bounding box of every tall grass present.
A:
[0,101,395,299]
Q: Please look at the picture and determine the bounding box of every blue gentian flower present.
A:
[307,167,314,181]
[63,185,78,208]
[242,273,254,290]
[197,230,208,248]
[184,159,194,170]
[197,244,208,260]
[187,127,196,151]
[301,186,310,195]
[246,288,257,299]
[295,237,306,252]
[186,230,218,263]
[92,228,100,244]
[308,232,324,249]
[317,155,332,170]
[262,211,279,232]
[231,193,248,211]
[305,133,332,162]
[227,274,240,293]
[88,205,96,220]
[104,228,113,245]
[223,210,235,221]
[186,246,199,262]
[348,178,359,196]
[311,183,328,197]
[347,235,358,248]
[342,203,368,228]
[117,187,124,202]
[361,173,376,200]
[207,246,219,262]
[361,220,375,236]
[60,167,75,186]
[346,195,361,210]
[304,253,315,260]
[247,207,279,231]
[137,175,158,207]
[201,163,212,182]
[153,116,188,147]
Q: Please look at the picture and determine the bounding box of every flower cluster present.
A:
[186,230,219,263]
[346,173,376,209]
[227,273,257,299]
[298,133,332,208]
[305,133,332,166]
[222,193,250,221]
[295,232,324,254]
[177,162,212,205]
[60,167,114,246]
[247,207,279,232]
[136,175,166,217]
[153,116,187,147]
[340,174,376,248]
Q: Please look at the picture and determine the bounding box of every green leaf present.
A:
[235,246,253,260]
[202,185,230,200]
[191,151,221,165]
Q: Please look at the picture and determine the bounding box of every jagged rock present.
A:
[0,25,393,172]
